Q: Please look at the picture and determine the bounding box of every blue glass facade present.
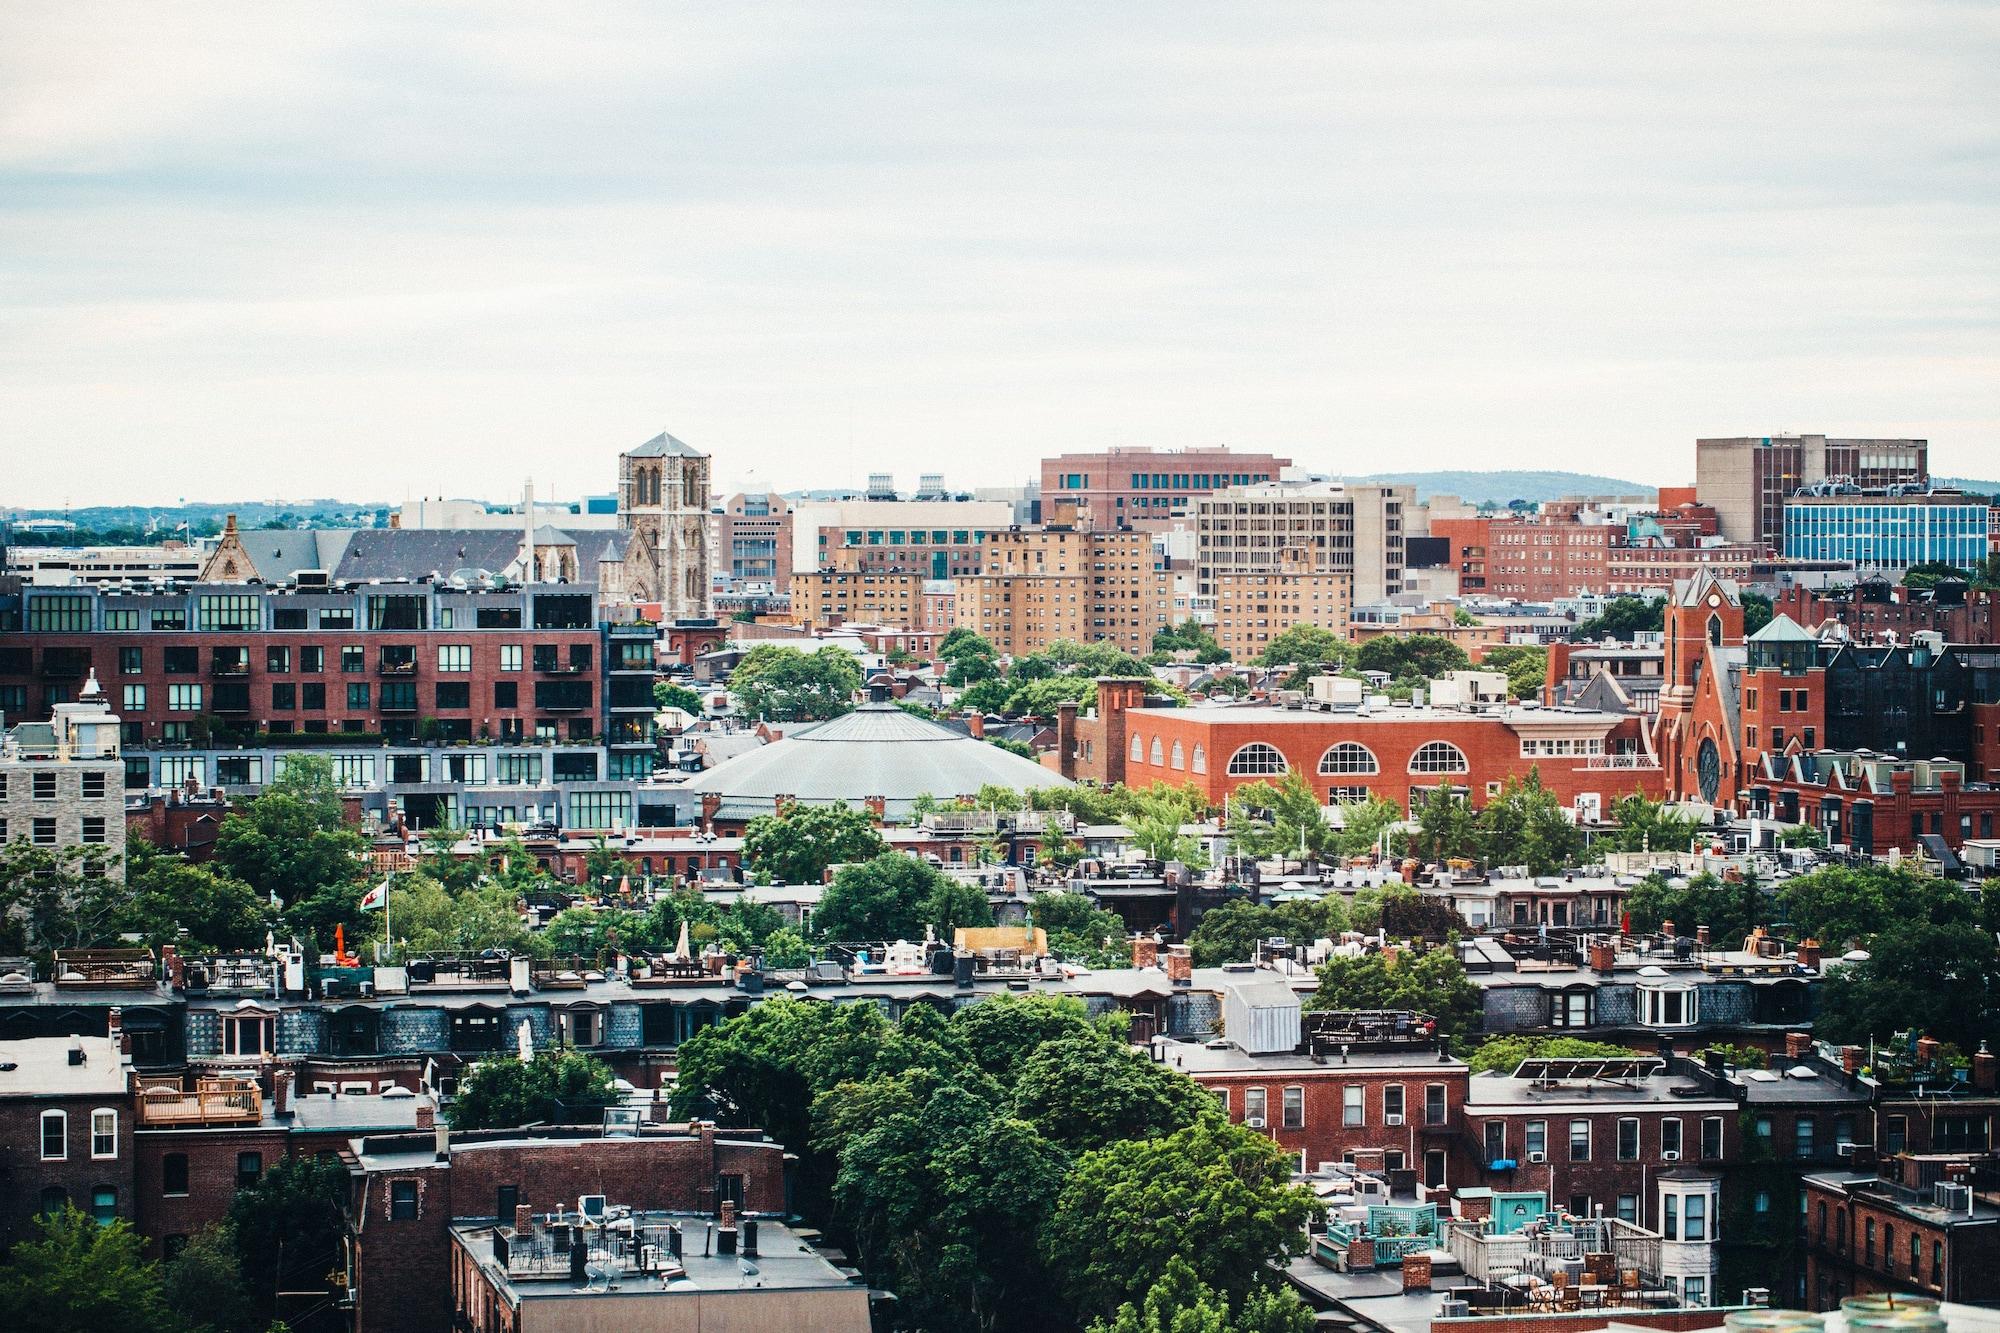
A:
[1781,501,1988,570]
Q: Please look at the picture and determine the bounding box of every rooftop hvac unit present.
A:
[578,1194,606,1223]
[1441,1301,1472,1318]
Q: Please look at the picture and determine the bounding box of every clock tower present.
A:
[1653,569,1745,807]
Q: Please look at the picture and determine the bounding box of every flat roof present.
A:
[0,1035,128,1098]
[1128,703,1627,727]
[454,1212,860,1302]
[1464,1069,1735,1112]
[1162,1041,1463,1076]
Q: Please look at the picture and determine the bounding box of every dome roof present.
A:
[680,704,1070,817]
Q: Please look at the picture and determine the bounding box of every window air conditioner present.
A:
[1528,1151,1547,1163]
[1662,1150,1681,1162]
[1246,1116,1266,1129]
[1385,1114,1405,1126]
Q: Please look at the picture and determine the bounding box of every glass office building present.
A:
[1782,497,1990,572]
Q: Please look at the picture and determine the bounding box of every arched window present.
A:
[1191,745,1207,774]
[1226,744,1288,776]
[1129,734,1145,763]
[1318,742,1379,775]
[1149,738,1164,765]
[1170,741,1185,770]
[1409,741,1469,774]
[1708,614,1722,646]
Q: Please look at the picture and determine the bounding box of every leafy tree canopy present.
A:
[815,851,994,942]
[449,1048,620,1130]
[1308,946,1481,1042]
[214,754,366,916]
[1186,898,1349,968]
[1479,643,1547,698]
[225,1154,350,1323]
[1355,634,1470,682]
[1466,1034,1637,1074]
[1090,1256,1316,1333]
[1570,596,1665,642]
[743,802,887,886]
[0,1206,167,1332]
[653,680,704,715]
[729,643,863,721]
[1255,624,1350,669]
[1153,619,1231,664]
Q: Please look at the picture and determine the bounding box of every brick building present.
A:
[1802,1156,2000,1307]
[1429,515,1614,602]
[1777,582,2000,647]
[345,1125,794,1333]
[1207,551,1350,661]
[789,557,926,633]
[0,1036,135,1246]
[955,513,1170,657]
[1041,445,1289,530]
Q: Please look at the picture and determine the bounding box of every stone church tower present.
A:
[618,431,712,620]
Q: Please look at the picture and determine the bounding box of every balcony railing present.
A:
[209,660,250,676]
[136,1077,261,1126]
[378,660,417,676]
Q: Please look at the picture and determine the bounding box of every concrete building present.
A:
[1,671,125,875]
[710,490,792,589]
[954,511,1170,657]
[789,556,926,634]
[1696,434,1928,549]
[618,431,713,620]
[1194,480,1413,605]
[787,497,1013,578]
[1040,445,1290,530]
[5,542,204,587]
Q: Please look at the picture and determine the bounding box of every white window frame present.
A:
[1318,742,1380,775]
[91,1108,117,1160]
[41,1109,67,1160]
[1226,743,1288,776]
[1282,1086,1305,1130]
[1409,741,1470,774]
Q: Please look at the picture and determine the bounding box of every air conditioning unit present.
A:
[1385,1113,1405,1126]
[1528,1151,1547,1164]
[1246,1115,1266,1129]
[1662,1150,1681,1162]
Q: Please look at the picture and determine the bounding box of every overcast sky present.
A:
[3,3,1995,508]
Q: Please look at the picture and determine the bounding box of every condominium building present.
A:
[1194,481,1412,604]
[1695,434,1928,549]
[790,550,927,633]
[1041,446,1290,530]
[788,499,1015,579]
[1207,550,1351,660]
[954,511,1170,656]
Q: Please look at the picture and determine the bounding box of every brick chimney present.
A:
[1785,1031,1812,1060]
[1132,934,1160,969]
[1916,1036,1940,1066]
[1055,701,1078,778]
[967,712,985,739]
[514,1203,534,1234]
[1695,925,1710,949]
[1661,919,1676,940]
[414,1095,434,1131]
[273,1069,294,1118]
[161,944,186,989]
[107,1008,129,1056]
[1456,1192,1493,1223]
[1973,1043,1997,1092]
[1841,1045,1863,1075]
[774,793,796,816]
[1588,941,1616,975]
[1797,939,1822,971]
[1402,1253,1433,1293]
[699,792,722,825]
[863,795,885,822]
[1164,944,1192,987]
[1346,1237,1376,1269]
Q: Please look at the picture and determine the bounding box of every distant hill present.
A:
[1937,477,2000,498]
[1356,471,1654,505]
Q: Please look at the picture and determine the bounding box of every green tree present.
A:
[1466,1034,1637,1074]
[1590,794,1703,857]
[1408,785,1477,864]
[161,1224,259,1333]
[1772,864,1968,949]
[1043,1118,1321,1319]
[941,629,1002,686]
[653,680,704,714]
[226,1154,349,1324]
[1355,634,1470,682]
[1046,639,1154,678]
[815,852,992,942]
[388,876,537,957]
[1091,1256,1315,1333]
[1816,920,1999,1052]
[0,1206,166,1332]
[1011,1029,1217,1149]
[1739,591,1775,635]
[1226,773,1337,864]
[1476,771,1583,874]
[214,754,365,908]
[1153,619,1230,664]
[1125,782,1211,865]
[581,834,627,896]
[1333,795,1405,858]
[728,643,863,721]
[761,925,810,967]
[1186,899,1349,968]
[1031,891,1128,964]
[0,842,127,954]
[742,802,887,885]
[1256,624,1350,670]
[120,839,271,952]
[1005,674,1097,718]
[1480,644,1547,698]
[1570,596,1665,642]
[1308,947,1481,1041]
[1622,871,1770,944]
[449,1048,620,1129]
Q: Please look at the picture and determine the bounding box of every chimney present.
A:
[700,792,722,825]
[863,795,885,822]
[273,1069,295,1119]
[1346,1237,1376,1269]
[107,1007,129,1056]
[1695,925,1710,949]
[1588,941,1616,975]
[1661,919,1676,940]
[161,944,185,988]
[1973,1043,1997,1092]
[435,1118,450,1162]
[414,1095,435,1131]
[717,1198,738,1255]
[1402,1253,1434,1293]
[774,793,796,816]
[1132,934,1160,970]
[1841,1045,1863,1076]
[742,1218,759,1258]
[514,1203,534,1235]
[1164,945,1192,987]
[1797,939,1822,971]
[967,712,985,739]
[1785,1031,1812,1060]
[1916,1036,1940,1066]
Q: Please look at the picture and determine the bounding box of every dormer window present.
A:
[223,1006,275,1057]
[1638,979,1698,1027]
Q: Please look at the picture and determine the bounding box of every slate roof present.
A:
[236,529,355,580]
[626,431,706,458]
[328,528,629,584]
[1748,612,1816,643]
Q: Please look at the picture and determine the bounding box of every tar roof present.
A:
[0,1036,128,1098]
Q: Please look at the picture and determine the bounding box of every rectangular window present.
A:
[103,609,139,631]
[1484,1121,1506,1164]
[1700,1116,1724,1159]
[346,683,369,709]
[435,682,470,709]
[1795,1116,1815,1158]
[237,1152,263,1191]
[119,646,144,675]
[271,683,295,710]
[1343,1085,1364,1127]
[1244,1087,1268,1125]
[319,607,355,629]
[122,684,148,712]
[82,772,105,798]
[1425,1084,1447,1126]
[34,816,57,846]
[1617,1118,1640,1160]
[167,683,202,711]
[1525,1120,1547,1159]
[164,646,198,674]
[1665,1192,1678,1240]
[196,594,262,631]
[494,681,518,708]
[499,644,523,672]
[1661,1118,1682,1158]
[300,645,324,673]
[1282,1087,1305,1130]
[28,594,93,631]
[1684,1193,1706,1241]
[41,1110,66,1160]
[437,644,472,672]
[91,1109,117,1159]
[1383,1085,1406,1122]
[81,816,107,844]
[265,646,290,673]
[1569,1119,1591,1161]
[162,1153,189,1196]
[302,682,326,710]
[341,645,365,673]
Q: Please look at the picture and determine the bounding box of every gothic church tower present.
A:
[618,431,712,620]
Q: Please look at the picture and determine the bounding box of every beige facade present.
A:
[955,522,1168,656]
[0,673,126,879]
[1208,555,1351,660]
[789,556,927,633]
[1194,481,1411,604]
[1695,433,1928,549]
[619,431,713,620]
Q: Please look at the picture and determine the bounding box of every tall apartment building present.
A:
[788,499,1015,580]
[1695,434,1928,549]
[1207,550,1350,660]
[1,674,126,876]
[710,491,793,588]
[791,551,927,633]
[1041,446,1290,530]
[955,510,1169,656]
[1429,515,1614,601]
[1194,481,1411,605]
